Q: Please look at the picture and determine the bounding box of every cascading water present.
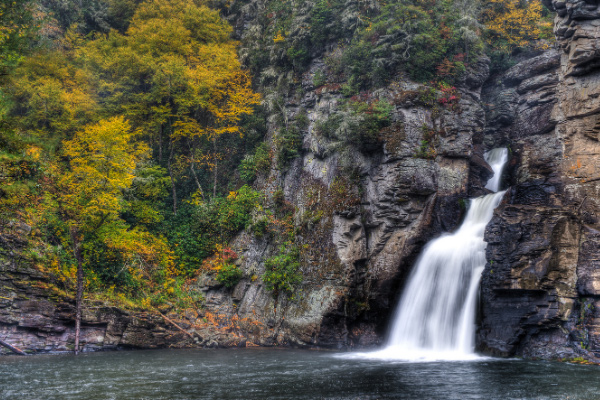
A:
[343,148,508,361]
[484,148,508,192]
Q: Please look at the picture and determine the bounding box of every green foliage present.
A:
[313,98,391,152]
[276,126,302,169]
[315,114,342,139]
[251,215,270,238]
[238,155,257,182]
[286,44,310,69]
[415,124,438,159]
[337,1,484,87]
[0,0,36,77]
[163,185,260,275]
[123,165,170,226]
[347,98,393,146]
[254,143,272,174]
[216,263,243,288]
[309,0,340,50]
[312,69,326,88]
[262,244,302,298]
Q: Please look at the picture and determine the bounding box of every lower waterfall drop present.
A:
[345,148,508,361]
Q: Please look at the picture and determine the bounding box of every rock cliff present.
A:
[478,0,600,361]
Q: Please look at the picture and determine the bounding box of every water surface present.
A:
[1,348,599,399]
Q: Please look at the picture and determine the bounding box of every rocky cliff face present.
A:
[478,0,600,361]
[190,0,496,349]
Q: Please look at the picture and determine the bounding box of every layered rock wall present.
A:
[478,0,600,361]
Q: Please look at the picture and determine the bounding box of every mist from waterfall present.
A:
[341,148,508,361]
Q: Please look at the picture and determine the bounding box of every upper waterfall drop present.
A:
[484,148,508,192]
[341,148,508,362]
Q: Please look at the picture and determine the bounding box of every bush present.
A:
[276,126,302,169]
[315,114,343,139]
[262,244,302,298]
[251,215,270,238]
[216,263,243,288]
[345,99,393,150]
[254,142,271,174]
[238,155,256,182]
[162,185,260,275]
[312,69,326,88]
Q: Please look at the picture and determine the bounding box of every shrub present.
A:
[312,69,326,88]
[216,263,243,288]
[276,126,302,169]
[163,185,260,275]
[254,142,272,174]
[251,215,270,238]
[262,244,302,298]
[314,114,343,139]
[346,98,393,150]
[238,155,256,182]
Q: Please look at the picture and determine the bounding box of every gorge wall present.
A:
[478,0,600,361]
[3,0,600,361]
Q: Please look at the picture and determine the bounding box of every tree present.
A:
[59,116,148,354]
[81,0,260,212]
[0,0,36,77]
[483,0,546,52]
[6,49,98,140]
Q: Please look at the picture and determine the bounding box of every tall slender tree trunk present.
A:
[70,227,84,356]
[189,152,204,199]
[168,139,178,215]
[158,126,164,163]
[212,138,218,198]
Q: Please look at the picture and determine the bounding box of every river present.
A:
[1,348,599,399]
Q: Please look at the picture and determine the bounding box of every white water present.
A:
[485,148,508,192]
[342,148,508,362]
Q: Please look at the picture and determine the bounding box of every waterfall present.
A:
[343,148,508,361]
[484,148,508,192]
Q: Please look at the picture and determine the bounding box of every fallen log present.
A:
[0,338,26,355]
[157,311,194,339]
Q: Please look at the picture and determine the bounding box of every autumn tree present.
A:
[483,0,550,52]
[59,116,151,354]
[81,0,260,212]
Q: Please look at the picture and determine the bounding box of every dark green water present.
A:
[1,348,599,399]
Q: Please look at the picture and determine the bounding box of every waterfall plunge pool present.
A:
[1,348,599,400]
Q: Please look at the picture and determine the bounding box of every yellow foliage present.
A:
[82,0,260,143]
[24,146,42,160]
[8,50,98,138]
[60,116,148,228]
[484,0,546,51]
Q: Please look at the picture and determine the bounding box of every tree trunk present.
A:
[189,152,204,199]
[212,138,218,198]
[168,140,178,215]
[70,227,84,356]
[158,126,163,163]
[0,338,26,355]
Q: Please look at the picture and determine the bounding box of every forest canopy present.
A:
[1,0,261,310]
